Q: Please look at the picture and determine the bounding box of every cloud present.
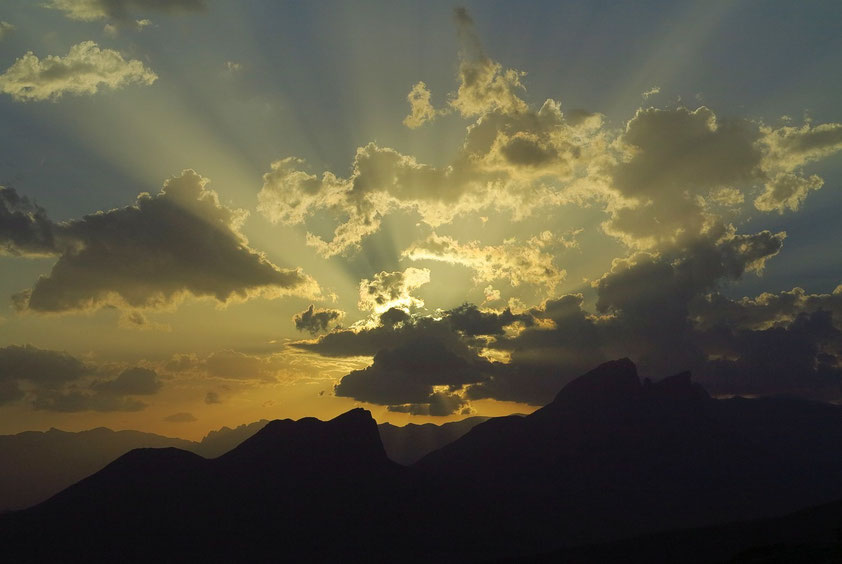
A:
[695,310,842,400]
[0,345,91,408]
[642,86,660,99]
[0,187,59,256]
[603,106,764,249]
[0,21,14,41]
[46,0,205,22]
[446,303,533,336]
[449,7,527,118]
[293,304,344,335]
[13,170,317,313]
[0,347,161,412]
[762,121,842,171]
[90,366,161,395]
[358,267,430,314]
[403,81,438,128]
[273,9,842,411]
[164,412,197,423]
[0,344,89,392]
[692,285,842,332]
[0,41,157,102]
[754,172,823,213]
[404,230,576,296]
[334,336,492,415]
[30,366,162,412]
[603,107,842,249]
[257,18,607,258]
[118,310,171,332]
[204,391,221,404]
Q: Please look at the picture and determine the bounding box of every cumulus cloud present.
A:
[0,186,59,256]
[642,86,660,99]
[293,220,819,408]
[403,81,438,128]
[293,304,344,335]
[0,345,89,396]
[257,14,607,257]
[404,230,575,296]
[12,170,317,313]
[0,345,163,412]
[334,337,493,415]
[603,106,764,249]
[603,107,842,249]
[0,41,157,102]
[90,366,161,395]
[449,7,527,118]
[272,9,842,412]
[691,285,842,332]
[358,267,430,314]
[754,172,823,213]
[46,0,205,22]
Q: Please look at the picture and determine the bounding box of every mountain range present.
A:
[0,413,489,511]
[3,358,842,562]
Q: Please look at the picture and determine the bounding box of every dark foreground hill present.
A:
[4,359,842,562]
[508,497,842,563]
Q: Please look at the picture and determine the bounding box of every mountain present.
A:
[5,359,842,562]
[0,427,194,512]
[192,419,269,458]
[414,358,842,555]
[0,414,486,511]
[377,415,491,465]
[2,409,417,562]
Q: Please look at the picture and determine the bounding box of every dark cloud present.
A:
[387,392,468,417]
[379,307,411,327]
[0,344,89,389]
[0,187,59,256]
[12,170,315,313]
[695,310,842,400]
[0,379,25,406]
[446,303,532,336]
[31,365,161,412]
[205,391,222,404]
[293,304,343,335]
[691,285,842,332]
[0,345,166,412]
[334,337,493,415]
[164,412,197,423]
[91,367,161,396]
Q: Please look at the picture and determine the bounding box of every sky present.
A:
[0,0,840,440]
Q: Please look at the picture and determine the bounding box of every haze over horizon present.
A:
[1,1,841,441]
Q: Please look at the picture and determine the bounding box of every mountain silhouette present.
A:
[0,427,195,511]
[5,359,842,562]
[377,415,491,465]
[0,414,487,511]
